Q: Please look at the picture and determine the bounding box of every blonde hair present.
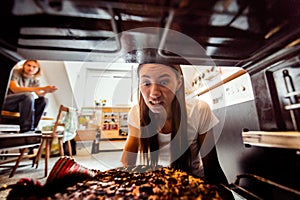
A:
[19,60,42,78]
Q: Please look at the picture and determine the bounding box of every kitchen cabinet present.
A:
[78,106,131,140]
[101,106,130,139]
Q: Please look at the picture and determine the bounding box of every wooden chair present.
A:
[33,105,77,177]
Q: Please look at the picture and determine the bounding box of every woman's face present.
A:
[23,61,39,77]
[139,63,182,114]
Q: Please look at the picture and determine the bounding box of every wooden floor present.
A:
[0,140,125,199]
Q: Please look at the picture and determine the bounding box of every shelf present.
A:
[285,103,300,110]
[0,124,20,132]
[100,107,130,138]
[75,129,127,141]
[79,106,130,140]
[242,130,300,150]
[100,130,127,140]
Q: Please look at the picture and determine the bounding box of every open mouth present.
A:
[148,100,166,112]
[149,100,163,106]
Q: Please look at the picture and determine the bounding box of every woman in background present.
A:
[121,62,228,184]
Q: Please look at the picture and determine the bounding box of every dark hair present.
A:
[137,63,191,172]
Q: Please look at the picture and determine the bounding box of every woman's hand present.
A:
[42,85,58,93]
[121,125,140,166]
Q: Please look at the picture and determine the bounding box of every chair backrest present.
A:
[52,105,78,142]
[52,105,68,133]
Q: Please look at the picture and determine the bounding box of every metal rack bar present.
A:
[285,103,300,110]
[234,174,300,196]
[228,183,264,200]
[242,129,300,150]
[284,91,300,98]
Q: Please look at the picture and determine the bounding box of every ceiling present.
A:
[1,0,300,68]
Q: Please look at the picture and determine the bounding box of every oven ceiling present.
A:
[1,0,300,68]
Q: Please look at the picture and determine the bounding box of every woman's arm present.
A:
[121,125,140,166]
[9,80,57,95]
[198,132,228,184]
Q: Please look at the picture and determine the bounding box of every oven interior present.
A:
[0,0,300,199]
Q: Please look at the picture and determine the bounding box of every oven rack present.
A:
[222,174,300,200]
[242,129,300,150]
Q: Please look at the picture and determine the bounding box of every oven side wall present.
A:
[214,57,300,191]
[0,54,18,118]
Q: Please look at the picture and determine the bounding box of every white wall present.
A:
[39,61,137,112]
[39,60,76,114]
[36,61,250,116]
[67,61,136,110]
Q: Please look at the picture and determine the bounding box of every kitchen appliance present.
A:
[205,56,300,199]
[0,0,300,199]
